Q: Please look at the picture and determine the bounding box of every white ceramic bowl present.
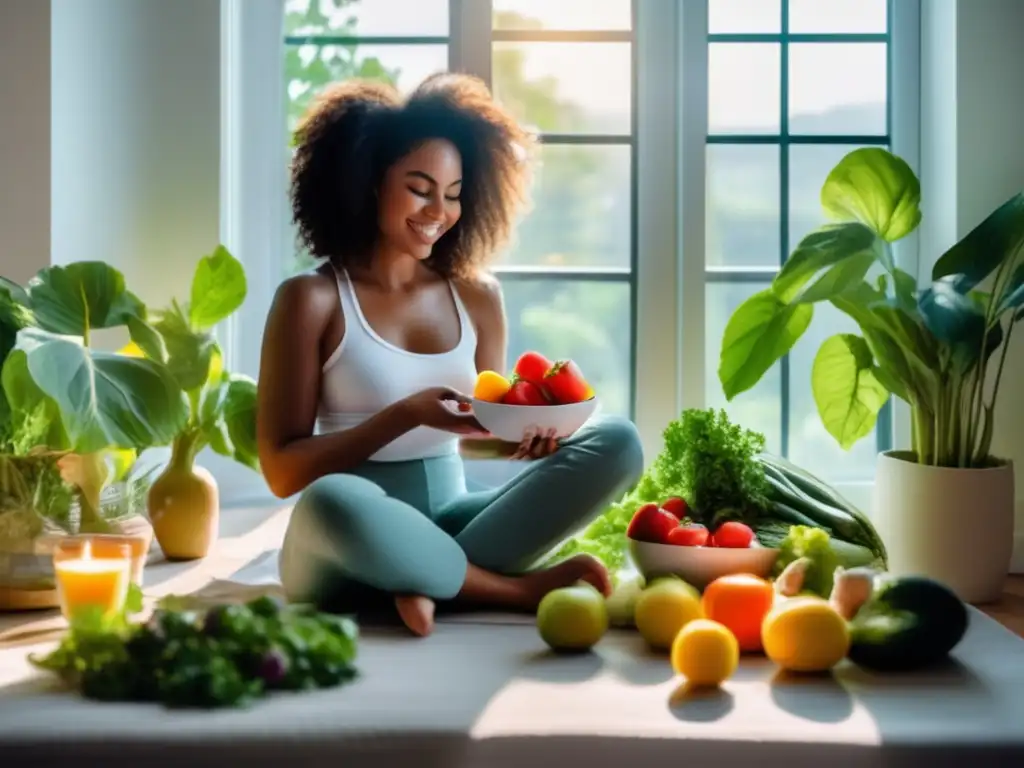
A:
[627,537,779,591]
[471,397,599,443]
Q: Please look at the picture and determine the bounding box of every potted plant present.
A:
[0,262,188,609]
[140,246,259,561]
[718,147,1022,604]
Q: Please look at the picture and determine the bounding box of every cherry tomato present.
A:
[667,524,710,547]
[712,521,755,548]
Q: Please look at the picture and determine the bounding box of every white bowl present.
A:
[471,397,599,443]
[627,537,779,591]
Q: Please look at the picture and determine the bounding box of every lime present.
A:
[536,584,609,652]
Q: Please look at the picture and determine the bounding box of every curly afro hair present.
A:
[289,72,537,278]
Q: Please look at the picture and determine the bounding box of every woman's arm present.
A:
[256,275,418,498]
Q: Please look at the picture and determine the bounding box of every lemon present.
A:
[473,370,511,402]
[761,596,850,673]
[633,577,702,650]
[671,618,739,686]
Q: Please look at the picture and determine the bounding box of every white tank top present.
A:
[316,266,478,462]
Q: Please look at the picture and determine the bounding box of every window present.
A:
[704,0,896,484]
[216,0,919,506]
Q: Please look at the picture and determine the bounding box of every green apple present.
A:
[536,583,609,652]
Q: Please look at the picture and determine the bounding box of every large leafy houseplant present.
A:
[136,246,258,560]
[718,147,1023,469]
[0,261,189,598]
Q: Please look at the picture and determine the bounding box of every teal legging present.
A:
[277,415,644,612]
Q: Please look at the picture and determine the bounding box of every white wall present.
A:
[0,0,51,284]
[50,0,221,309]
[920,0,1024,570]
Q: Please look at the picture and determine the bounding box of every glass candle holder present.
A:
[52,536,132,623]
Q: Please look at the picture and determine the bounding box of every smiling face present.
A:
[377,138,463,262]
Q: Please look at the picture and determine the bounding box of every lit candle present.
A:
[53,539,131,622]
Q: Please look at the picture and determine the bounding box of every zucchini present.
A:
[847,575,969,672]
[765,497,829,531]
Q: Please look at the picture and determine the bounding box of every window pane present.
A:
[705,282,782,454]
[501,280,632,416]
[285,43,449,131]
[788,302,882,482]
[492,43,632,135]
[788,44,887,135]
[709,44,781,135]
[708,0,781,33]
[499,145,631,268]
[494,0,631,31]
[789,143,873,253]
[284,0,449,37]
[706,145,780,267]
[789,0,887,34]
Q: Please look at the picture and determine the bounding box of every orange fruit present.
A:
[473,370,511,402]
[700,573,775,653]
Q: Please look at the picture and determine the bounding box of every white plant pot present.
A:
[872,450,1015,604]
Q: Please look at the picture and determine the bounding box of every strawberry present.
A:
[626,503,679,544]
[543,359,591,404]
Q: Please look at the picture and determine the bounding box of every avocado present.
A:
[847,575,969,672]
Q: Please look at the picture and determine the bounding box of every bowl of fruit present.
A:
[625,497,779,590]
[470,351,598,443]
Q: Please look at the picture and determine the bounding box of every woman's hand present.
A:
[510,426,559,460]
[399,387,486,435]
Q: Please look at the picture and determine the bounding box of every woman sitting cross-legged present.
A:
[257,72,645,638]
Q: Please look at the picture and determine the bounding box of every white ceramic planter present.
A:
[872,450,1015,604]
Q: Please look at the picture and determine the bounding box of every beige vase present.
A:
[872,450,1015,604]
[148,463,220,561]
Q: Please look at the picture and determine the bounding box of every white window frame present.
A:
[214,0,921,514]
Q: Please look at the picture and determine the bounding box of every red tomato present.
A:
[502,379,550,406]
[543,360,590,404]
[659,496,689,519]
[512,351,552,384]
[713,521,755,548]
[626,503,680,544]
[667,524,709,547]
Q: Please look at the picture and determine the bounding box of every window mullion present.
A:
[450,0,492,83]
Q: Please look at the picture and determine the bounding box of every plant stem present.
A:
[911,403,934,464]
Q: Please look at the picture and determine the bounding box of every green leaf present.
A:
[189,246,247,330]
[222,376,259,472]
[11,328,188,453]
[931,193,1024,290]
[1,350,70,448]
[811,334,891,449]
[918,276,989,349]
[773,223,880,303]
[154,308,217,392]
[26,262,147,335]
[820,147,922,242]
[997,262,1024,317]
[126,316,168,363]
[719,289,814,400]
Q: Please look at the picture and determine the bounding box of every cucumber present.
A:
[758,454,888,565]
[764,497,830,531]
[847,575,969,672]
[760,463,865,541]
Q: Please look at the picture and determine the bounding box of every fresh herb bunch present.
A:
[652,408,770,527]
[29,589,359,709]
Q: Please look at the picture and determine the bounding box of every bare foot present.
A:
[523,554,612,608]
[394,595,436,637]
